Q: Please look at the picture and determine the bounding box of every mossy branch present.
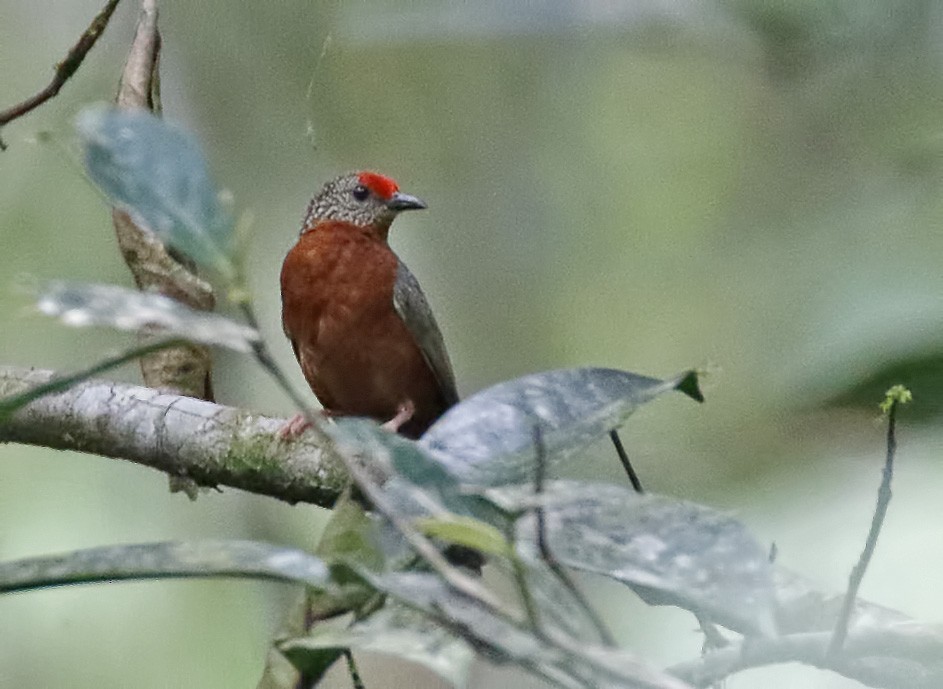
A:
[0,365,346,507]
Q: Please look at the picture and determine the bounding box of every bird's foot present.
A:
[277,413,312,440]
[278,409,343,440]
[382,400,415,434]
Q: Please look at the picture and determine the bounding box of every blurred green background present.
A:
[2,1,942,687]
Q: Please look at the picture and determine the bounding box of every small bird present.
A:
[280,171,458,439]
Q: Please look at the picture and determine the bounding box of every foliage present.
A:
[1,106,939,689]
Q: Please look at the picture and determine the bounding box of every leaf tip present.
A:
[675,370,705,403]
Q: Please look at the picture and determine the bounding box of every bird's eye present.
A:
[352,185,370,202]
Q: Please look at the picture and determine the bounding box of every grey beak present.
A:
[386,191,427,212]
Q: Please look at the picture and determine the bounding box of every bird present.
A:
[280,171,458,439]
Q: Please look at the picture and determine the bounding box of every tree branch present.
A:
[3,365,940,689]
[112,0,217,401]
[669,566,943,689]
[0,0,123,149]
[0,365,346,507]
[669,626,943,689]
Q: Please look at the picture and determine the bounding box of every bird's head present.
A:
[302,171,426,236]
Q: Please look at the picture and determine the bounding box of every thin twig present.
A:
[342,453,506,612]
[0,0,123,149]
[343,650,365,689]
[506,523,542,635]
[0,336,186,419]
[827,389,908,657]
[239,301,317,416]
[534,425,617,647]
[610,429,643,493]
[111,0,216,401]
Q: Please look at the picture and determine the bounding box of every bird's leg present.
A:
[277,409,341,440]
[277,413,312,439]
[382,399,415,433]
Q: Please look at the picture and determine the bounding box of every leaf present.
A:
[36,281,259,352]
[420,368,703,486]
[328,419,501,523]
[281,601,474,688]
[75,105,235,275]
[330,417,458,491]
[0,540,330,593]
[494,481,776,637]
[326,420,504,573]
[315,495,385,572]
[278,645,344,687]
[414,515,512,558]
[351,569,692,689]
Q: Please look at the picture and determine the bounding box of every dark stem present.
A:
[827,400,899,657]
[238,302,315,415]
[0,336,186,420]
[533,425,617,647]
[505,523,542,636]
[343,650,365,689]
[610,429,643,493]
[0,0,123,149]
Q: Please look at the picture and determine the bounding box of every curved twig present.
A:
[0,0,123,149]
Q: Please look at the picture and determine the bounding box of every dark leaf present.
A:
[277,643,343,688]
[421,368,703,485]
[76,106,235,275]
[493,481,776,636]
[282,601,474,688]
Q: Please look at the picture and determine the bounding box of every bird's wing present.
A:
[392,260,459,407]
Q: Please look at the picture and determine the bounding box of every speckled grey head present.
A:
[301,171,426,234]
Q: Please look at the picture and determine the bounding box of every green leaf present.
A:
[76,105,235,276]
[414,515,512,558]
[36,281,259,352]
[420,367,703,486]
[494,481,776,636]
[316,495,386,572]
[279,646,344,687]
[281,602,474,688]
[0,540,330,593]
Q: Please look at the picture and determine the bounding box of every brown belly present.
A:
[298,307,446,438]
[281,223,449,438]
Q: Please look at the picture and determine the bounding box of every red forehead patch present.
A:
[358,171,399,200]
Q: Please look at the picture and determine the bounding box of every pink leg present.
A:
[382,400,415,433]
[277,413,312,439]
[277,409,340,440]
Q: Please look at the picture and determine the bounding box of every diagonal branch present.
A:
[669,565,943,689]
[0,0,123,149]
[0,365,346,507]
[112,0,217,401]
